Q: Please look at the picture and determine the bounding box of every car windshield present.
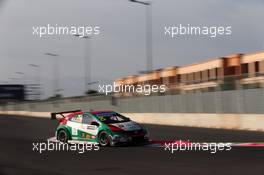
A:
[94,112,130,124]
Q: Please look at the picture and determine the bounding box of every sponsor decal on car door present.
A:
[67,114,99,141]
[81,114,99,140]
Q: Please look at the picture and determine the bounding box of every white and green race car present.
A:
[51,110,149,146]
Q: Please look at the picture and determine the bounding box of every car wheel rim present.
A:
[59,131,66,142]
[100,133,109,145]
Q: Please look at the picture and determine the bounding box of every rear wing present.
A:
[51,110,82,120]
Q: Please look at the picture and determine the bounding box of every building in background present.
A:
[0,85,25,103]
[114,50,264,96]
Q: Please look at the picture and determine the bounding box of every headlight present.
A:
[140,124,149,137]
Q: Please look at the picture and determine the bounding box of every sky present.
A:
[0,0,263,98]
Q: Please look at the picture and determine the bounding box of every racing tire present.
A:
[98,131,111,146]
[57,129,69,143]
[109,137,115,147]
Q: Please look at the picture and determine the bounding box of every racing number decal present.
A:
[71,114,82,136]
[98,116,106,121]
[72,128,78,135]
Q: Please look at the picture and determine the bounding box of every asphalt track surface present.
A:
[0,115,264,175]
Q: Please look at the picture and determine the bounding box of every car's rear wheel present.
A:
[57,129,69,143]
[98,131,110,146]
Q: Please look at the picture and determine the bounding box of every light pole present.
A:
[73,34,91,95]
[29,64,41,100]
[44,53,60,97]
[129,0,153,73]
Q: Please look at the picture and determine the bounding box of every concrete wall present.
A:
[0,111,263,132]
[1,88,264,114]
[117,88,264,114]
[1,88,264,131]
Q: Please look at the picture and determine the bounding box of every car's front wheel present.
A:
[98,131,110,146]
[57,129,69,143]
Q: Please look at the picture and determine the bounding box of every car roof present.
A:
[89,110,116,115]
[65,110,116,119]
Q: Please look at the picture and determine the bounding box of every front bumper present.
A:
[111,132,149,145]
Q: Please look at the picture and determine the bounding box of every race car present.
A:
[51,110,149,146]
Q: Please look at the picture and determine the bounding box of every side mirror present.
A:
[91,121,100,127]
